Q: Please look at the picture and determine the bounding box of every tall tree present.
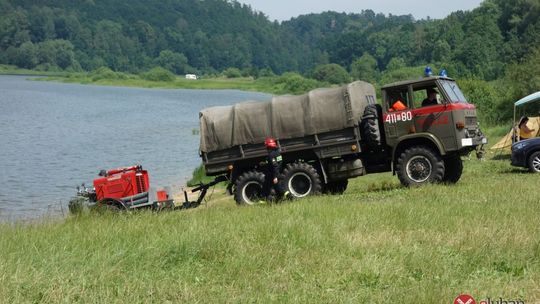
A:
[350,53,379,82]
[155,50,190,75]
[312,63,350,84]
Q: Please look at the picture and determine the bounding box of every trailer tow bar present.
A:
[177,175,227,210]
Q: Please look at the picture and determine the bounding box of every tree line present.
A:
[1,0,539,123]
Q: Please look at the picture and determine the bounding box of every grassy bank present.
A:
[0,64,72,77]
[31,67,325,95]
[1,154,540,302]
[1,65,326,95]
[41,73,276,91]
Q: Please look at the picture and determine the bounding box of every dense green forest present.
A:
[1,0,540,123]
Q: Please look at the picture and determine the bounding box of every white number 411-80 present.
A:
[385,111,413,124]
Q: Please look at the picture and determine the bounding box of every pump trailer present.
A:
[68,165,225,213]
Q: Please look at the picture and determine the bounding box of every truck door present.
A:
[410,84,455,151]
[382,86,415,148]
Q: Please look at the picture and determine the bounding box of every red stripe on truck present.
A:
[383,103,475,120]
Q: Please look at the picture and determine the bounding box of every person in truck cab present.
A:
[264,137,284,201]
[422,88,439,107]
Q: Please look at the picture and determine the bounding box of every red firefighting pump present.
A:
[68,165,225,213]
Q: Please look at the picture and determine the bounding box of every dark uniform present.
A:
[422,97,438,107]
[265,148,283,200]
[422,89,438,107]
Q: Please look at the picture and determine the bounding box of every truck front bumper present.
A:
[460,135,487,148]
[457,128,487,156]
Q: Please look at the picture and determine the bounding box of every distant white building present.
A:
[185,74,197,80]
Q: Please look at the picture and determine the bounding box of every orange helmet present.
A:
[265,137,277,149]
[392,100,407,111]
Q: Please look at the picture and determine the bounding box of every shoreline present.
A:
[0,66,326,95]
[1,73,271,93]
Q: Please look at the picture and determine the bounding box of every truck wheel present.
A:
[361,104,383,149]
[528,151,540,173]
[281,162,322,198]
[396,146,444,187]
[443,155,463,183]
[234,170,266,205]
[323,180,348,194]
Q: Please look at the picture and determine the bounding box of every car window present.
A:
[412,89,425,108]
[412,86,443,108]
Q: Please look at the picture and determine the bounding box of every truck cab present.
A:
[379,76,486,185]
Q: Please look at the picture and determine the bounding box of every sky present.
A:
[237,0,484,21]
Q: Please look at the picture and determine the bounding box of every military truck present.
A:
[199,76,487,204]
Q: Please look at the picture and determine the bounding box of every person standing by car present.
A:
[264,137,283,201]
[518,116,536,141]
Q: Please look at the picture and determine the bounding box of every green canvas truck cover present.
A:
[199,81,376,153]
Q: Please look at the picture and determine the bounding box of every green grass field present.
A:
[1,151,540,303]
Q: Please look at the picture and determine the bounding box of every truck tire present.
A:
[323,180,348,194]
[443,155,463,183]
[396,146,444,187]
[361,104,383,150]
[528,151,540,173]
[234,170,266,205]
[281,162,322,198]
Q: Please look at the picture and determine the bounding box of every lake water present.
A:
[0,75,270,221]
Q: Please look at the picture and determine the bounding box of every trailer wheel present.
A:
[68,197,89,215]
[92,202,121,214]
[443,155,463,183]
[234,170,266,205]
[361,104,383,150]
[94,199,123,213]
[396,146,444,187]
[323,180,348,194]
[281,162,322,198]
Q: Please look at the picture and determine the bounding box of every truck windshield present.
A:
[440,80,468,103]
